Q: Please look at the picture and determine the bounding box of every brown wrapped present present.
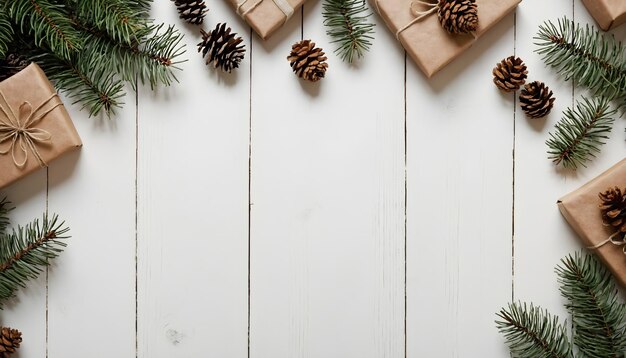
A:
[0,63,82,189]
[582,0,626,31]
[558,158,626,287]
[371,0,521,78]
[228,0,305,40]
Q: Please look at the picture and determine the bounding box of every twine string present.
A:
[236,0,294,20]
[588,232,626,255]
[0,92,59,168]
[395,0,439,39]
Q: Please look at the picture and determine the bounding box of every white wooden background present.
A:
[2,0,626,356]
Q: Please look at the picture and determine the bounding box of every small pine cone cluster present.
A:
[437,0,479,34]
[172,0,208,25]
[493,56,528,92]
[599,187,626,241]
[0,54,30,82]
[519,81,555,118]
[287,40,328,82]
[198,23,245,73]
[0,327,22,357]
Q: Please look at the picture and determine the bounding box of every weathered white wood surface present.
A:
[2,0,625,357]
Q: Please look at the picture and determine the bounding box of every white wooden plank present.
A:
[46,95,137,356]
[250,2,406,357]
[136,1,249,357]
[513,0,579,321]
[405,9,516,357]
[1,171,47,358]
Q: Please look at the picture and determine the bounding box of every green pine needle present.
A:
[496,302,573,358]
[535,18,626,106]
[546,96,615,170]
[73,0,148,46]
[7,0,84,60]
[557,252,626,358]
[0,214,70,309]
[322,0,375,63]
[0,12,13,59]
[0,198,12,234]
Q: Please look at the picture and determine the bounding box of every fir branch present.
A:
[496,302,573,358]
[31,49,125,117]
[557,253,626,358]
[546,96,615,169]
[0,214,69,309]
[72,0,148,46]
[0,12,13,59]
[7,0,83,60]
[0,198,12,234]
[535,18,626,106]
[322,0,375,63]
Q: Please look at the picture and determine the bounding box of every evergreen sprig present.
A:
[0,212,70,309]
[322,0,375,63]
[0,13,13,59]
[497,252,626,358]
[496,302,573,358]
[0,198,12,233]
[535,18,626,106]
[557,252,626,358]
[73,0,148,45]
[546,96,616,170]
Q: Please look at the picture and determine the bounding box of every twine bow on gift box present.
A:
[0,92,61,168]
[588,233,626,255]
[236,0,294,21]
[390,0,479,39]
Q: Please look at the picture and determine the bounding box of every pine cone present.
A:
[0,327,22,357]
[599,187,626,241]
[172,0,208,25]
[519,81,555,118]
[287,40,328,82]
[437,0,479,34]
[493,56,528,92]
[198,23,245,73]
[0,54,30,82]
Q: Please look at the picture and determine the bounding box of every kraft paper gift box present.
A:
[558,158,626,287]
[0,63,82,189]
[370,0,521,78]
[582,0,626,31]
[228,0,305,40]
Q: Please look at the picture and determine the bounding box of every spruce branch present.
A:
[0,12,13,59]
[496,302,573,358]
[546,96,615,170]
[535,18,626,106]
[72,0,148,45]
[557,252,626,358]
[322,0,375,63]
[7,0,83,60]
[0,214,69,309]
[0,198,12,234]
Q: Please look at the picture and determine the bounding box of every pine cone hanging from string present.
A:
[599,187,626,241]
[172,0,208,25]
[287,40,328,82]
[0,54,30,82]
[519,81,555,118]
[493,56,528,92]
[437,0,479,34]
[0,327,22,357]
[198,23,245,73]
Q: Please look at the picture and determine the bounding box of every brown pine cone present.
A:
[0,54,31,82]
[519,81,555,118]
[172,0,208,25]
[437,0,479,34]
[287,40,328,82]
[198,23,245,73]
[493,56,528,92]
[0,327,22,357]
[599,187,626,241]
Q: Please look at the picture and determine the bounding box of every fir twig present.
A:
[546,96,615,169]
[557,252,626,358]
[7,0,83,60]
[0,12,13,59]
[322,0,375,63]
[496,302,573,358]
[535,18,626,106]
[0,198,12,234]
[0,214,69,309]
[72,0,148,45]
